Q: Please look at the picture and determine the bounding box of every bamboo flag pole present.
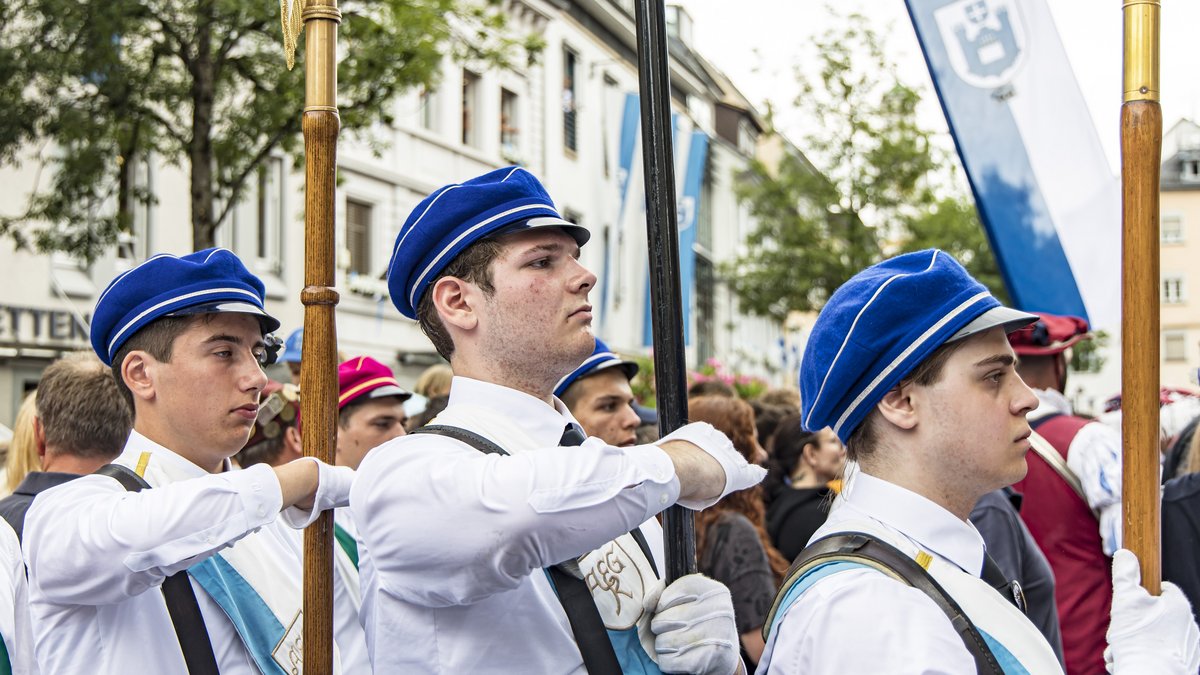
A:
[1120,0,1162,594]
[633,0,695,582]
[280,0,342,668]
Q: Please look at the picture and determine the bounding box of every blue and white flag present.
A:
[643,121,708,347]
[600,94,642,336]
[906,0,1120,330]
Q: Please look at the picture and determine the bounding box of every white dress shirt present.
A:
[23,431,366,674]
[760,472,986,674]
[1030,388,1123,555]
[351,376,680,673]
[0,520,34,674]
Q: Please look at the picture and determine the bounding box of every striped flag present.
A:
[906,0,1120,330]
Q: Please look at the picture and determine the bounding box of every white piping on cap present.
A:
[832,290,992,437]
[804,251,941,430]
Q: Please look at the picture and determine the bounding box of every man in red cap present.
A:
[331,355,412,667]
[1009,312,1121,675]
[337,356,412,471]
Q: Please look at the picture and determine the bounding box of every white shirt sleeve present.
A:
[0,522,33,675]
[1065,422,1123,555]
[23,465,283,606]
[351,435,680,607]
[765,569,976,675]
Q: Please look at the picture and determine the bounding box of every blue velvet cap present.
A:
[554,338,639,398]
[91,248,281,366]
[800,249,1035,443]
[279,328,304,364]
[386,166,590,320]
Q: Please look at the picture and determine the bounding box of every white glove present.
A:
[650,573,741,675]
[280,458,356,529]
[1105,548,1200,674]
[656,422,766,510]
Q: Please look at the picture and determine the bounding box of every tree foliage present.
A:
[898,195,1009,303]
[725,11,1004,321]
[0,0,538,261]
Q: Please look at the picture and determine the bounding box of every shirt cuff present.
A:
[235,463,284,528]
[624,443,682,511]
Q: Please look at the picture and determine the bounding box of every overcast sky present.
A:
[674,0,1200,174]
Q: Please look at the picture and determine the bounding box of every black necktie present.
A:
[560,423,586,446]
[982,553,1026,613]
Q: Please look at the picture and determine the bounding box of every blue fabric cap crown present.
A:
[801,249,1021,443]
[279,328,304,364]
[91,248,280,366]
[554,338,639,398]
[386,166,590,320]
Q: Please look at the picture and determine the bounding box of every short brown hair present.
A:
[845,337,970,462]
[39,352,132,459]
[416,238,503,360]
[108,315,199,414]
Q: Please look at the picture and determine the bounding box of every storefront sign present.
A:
[0,304,91,348]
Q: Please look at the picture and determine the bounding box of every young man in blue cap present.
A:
[352,166,765,674]
[555,338,643,448]
[279,327,304,383]
[22,248,363,673]
[757,249,1199,674]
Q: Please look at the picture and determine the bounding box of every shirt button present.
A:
[257,505,267,517]
[659,494,669,505]
[205,535,216,545]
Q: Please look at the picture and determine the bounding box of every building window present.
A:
[1163,214,1185,244]
[116,155,152,261]
[346,199,373,276]
[1165,332,1187,362]
[602,75,619,179]
[562,208,583,230]
[738,119,758,156]
[462,70,480,147]
[254,157,284,274]
[1164,275,1186,304]
[696,256,715,363]
[563,47,578,154]
[1183,159,1200,183]
[420,86,438,132]
[500,88,519,162]
[697,164,714,251]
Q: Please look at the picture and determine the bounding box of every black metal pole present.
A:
[633,0,694,582]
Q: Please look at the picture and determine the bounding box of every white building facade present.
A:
[0,0,789,425]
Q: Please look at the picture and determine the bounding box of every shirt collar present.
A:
[841,471,986,576]
[445,376,578,449]
[1030,387,1072,419]
[13,471,80,496]
[122,429,233,480]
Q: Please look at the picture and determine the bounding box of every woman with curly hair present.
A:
[763,414,845,562]
[688,395,791,668]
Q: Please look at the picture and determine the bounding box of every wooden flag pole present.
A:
[633,0,695,583]
[297,0,342,668]
[1120,0,1161,594]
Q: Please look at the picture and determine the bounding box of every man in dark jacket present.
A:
[0,352,131,538]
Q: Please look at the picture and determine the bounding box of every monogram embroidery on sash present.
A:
[272,610,304,675]
[581,535,655,630]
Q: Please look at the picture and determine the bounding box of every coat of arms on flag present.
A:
[934,0,1027,89]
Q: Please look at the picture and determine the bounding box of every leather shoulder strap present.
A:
[409,424,624,674]
[95,463,151,491]
[1027,431,1089,506]
[95,464,220,675]
[410,424,510,455]
[765,533,1004,675]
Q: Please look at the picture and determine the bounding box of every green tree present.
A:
[898,195,1009,303]
[0,0,539,261]
[724,12,938,321]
